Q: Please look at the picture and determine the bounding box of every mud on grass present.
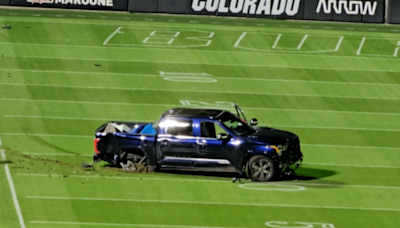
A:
[0,148,152,177]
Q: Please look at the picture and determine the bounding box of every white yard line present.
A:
[5,115,400,133]
[297,35,308,50]
[19,174,227,183]
[103,27,122,45]
[271,124,400,132]
[233,32,246,48]
[3,99,400,117]
[272,34,282,49]
[1,149,26,228]
[1,85,400,101]
[394,42,400,57]
[26,196,400,212]
[302,143,400,151]
[1,133,92,138]
[1,55,400,72]
[303,163,400,169]
[30,221,244,228]
[23,153,91,157]
[335,36,344,51]
[357,37,366,55]
[2,69,400,86]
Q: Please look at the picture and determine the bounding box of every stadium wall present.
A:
[3,0,399,24]
[0,0,10,6]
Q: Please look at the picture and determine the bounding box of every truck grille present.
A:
[282,137,303,164]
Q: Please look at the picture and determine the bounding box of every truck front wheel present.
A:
[246,155,275,182]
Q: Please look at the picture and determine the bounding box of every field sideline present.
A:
[1,7,400,228]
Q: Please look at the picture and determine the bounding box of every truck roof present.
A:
[161,108,225,118]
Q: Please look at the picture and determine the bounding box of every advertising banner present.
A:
[362,0,384,23]
[128,0,158,12]
[305,0,383,22]
[158,0,187,14]
[0,0,10,5]
[388,0,400,24]
[189,0,304,19]
[9,0,127,10]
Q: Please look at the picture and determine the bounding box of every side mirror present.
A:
[217,133,230,140]
[250,118,258,126]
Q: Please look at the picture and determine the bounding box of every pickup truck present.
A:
[93,105,303,182]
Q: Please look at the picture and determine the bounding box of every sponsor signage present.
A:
[304,0,383,22]
[25,0,113,7]
[190,0,302,17]
[9,0,130,10]
[316,0,377,16]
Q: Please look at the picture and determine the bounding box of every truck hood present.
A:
[247,127,298,145]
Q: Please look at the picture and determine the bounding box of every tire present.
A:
[246,155,275,182]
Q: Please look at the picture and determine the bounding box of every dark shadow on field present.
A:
[278,167,346,188]
[101,165,346,186]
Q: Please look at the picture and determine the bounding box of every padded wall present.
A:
[158,0,188,14]
[129,0,158,12]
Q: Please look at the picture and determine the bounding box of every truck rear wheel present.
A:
[246,155,275,182]
[118,150,148,172]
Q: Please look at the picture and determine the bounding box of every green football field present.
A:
[1,7,400,228]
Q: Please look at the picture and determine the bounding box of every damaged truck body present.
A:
[93,105,303,182]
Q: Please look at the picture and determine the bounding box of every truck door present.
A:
[196,120,244,170]
[156,118,198,166]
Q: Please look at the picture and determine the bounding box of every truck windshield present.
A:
[218,112,254,136]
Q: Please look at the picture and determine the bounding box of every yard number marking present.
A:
[180,100,235,111]
[159,71,216,83]
[143,31,180,45]
[265,221,335,228]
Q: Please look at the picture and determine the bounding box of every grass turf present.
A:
[1,7,400,228]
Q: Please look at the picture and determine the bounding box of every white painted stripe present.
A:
[4,115,116,121]
[19,174,400,190]
[1,55,400,72]
[233,32,246,48]
[5,115,400,133]
[272,34,282,49]
[17,174,228,183]
[23,153,92,157]
[335,36,344,51]
[26,196,400,212]
[271,124,400,132]
[30,221,243,228]
[163,156,230,165]
[357,37,366,55]
[3,69,400,86]
[2,150,26,228]
[302,143,400,151]
[394,47,399,58]
[103,27,122,45]
[303,163,400,169]
[1,133,92,138]
[3,82,400,100]
[297,35,308,50]
[3,99,400,117]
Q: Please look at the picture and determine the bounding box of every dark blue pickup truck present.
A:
[93,105,303,182]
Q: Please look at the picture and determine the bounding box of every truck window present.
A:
[201,121,228,138]
[164,120,193,136]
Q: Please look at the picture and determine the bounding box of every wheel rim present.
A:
[251,159,272,181]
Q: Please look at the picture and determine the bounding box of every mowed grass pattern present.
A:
[0,8,400,228]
